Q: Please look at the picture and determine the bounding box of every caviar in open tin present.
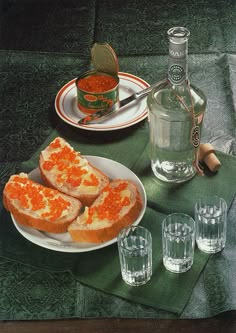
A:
[76,43,119,115]
[76,70,119,115]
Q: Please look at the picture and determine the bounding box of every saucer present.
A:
[55,72,149,131]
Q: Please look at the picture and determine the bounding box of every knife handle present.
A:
[135,78,167,99]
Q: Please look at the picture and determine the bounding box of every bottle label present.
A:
[168,41,187,85]
[168,64,185,84]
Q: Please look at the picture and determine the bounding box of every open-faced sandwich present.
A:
[39,137,109,206]
[68,179,143,243]
[3,173,82,233]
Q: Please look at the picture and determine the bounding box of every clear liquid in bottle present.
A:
[147,27,207,183]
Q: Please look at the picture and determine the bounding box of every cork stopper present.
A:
[198,143,221,172]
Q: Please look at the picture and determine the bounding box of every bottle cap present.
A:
[91,43,119,76]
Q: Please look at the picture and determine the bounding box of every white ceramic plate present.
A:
[11,156,147,253]
[55,72,149,131]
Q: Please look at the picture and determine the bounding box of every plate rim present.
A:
[11,155,147,253]
[54,72,149,131]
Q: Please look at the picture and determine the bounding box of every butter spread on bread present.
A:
[39,137,109,206]
[3,173,82,233]
[68,179,143,243]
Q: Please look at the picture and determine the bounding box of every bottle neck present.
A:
[168,35,188,86]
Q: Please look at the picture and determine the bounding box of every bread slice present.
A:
[68,179,143,243]
[3,173,82,233]
[39,137,109,206]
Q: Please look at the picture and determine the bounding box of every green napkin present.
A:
[1,122,235,315]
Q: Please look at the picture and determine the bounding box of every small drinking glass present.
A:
[194,196,227,253]
[162,213,195,273]
[117,225,152,286]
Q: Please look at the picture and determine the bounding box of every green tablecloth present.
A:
[1,123,235,316]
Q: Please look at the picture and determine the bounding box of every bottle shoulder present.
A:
[147,81,207,117]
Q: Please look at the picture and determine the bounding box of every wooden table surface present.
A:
[1,316,236,333]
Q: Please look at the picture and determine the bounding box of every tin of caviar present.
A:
[76,43,119,115]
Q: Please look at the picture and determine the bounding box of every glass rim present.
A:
[117,225,152,249]
[162,213,195,234]
[163,212,195,222]
[167,26,190,39]
[195,195,227,215]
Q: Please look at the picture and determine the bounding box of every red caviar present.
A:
[77,75,117,92]
[5,176,71,221]
[87,182,130,224]
[83,173,99,187]
[49,138,62,149]
[42,143,99,188]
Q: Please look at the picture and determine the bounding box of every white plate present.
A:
[55,72,149,131]
[11,156,147,253]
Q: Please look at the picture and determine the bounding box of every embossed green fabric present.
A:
[0,0,236,321]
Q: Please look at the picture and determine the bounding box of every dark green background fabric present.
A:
[0,0,235,321]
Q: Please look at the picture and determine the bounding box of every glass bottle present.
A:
[147,27,207,183]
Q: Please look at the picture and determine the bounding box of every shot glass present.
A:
[117,225,152,286]
[162,213,195,273]
[194,196,227,253]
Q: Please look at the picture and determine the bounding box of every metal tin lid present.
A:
[91,42,119,76]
